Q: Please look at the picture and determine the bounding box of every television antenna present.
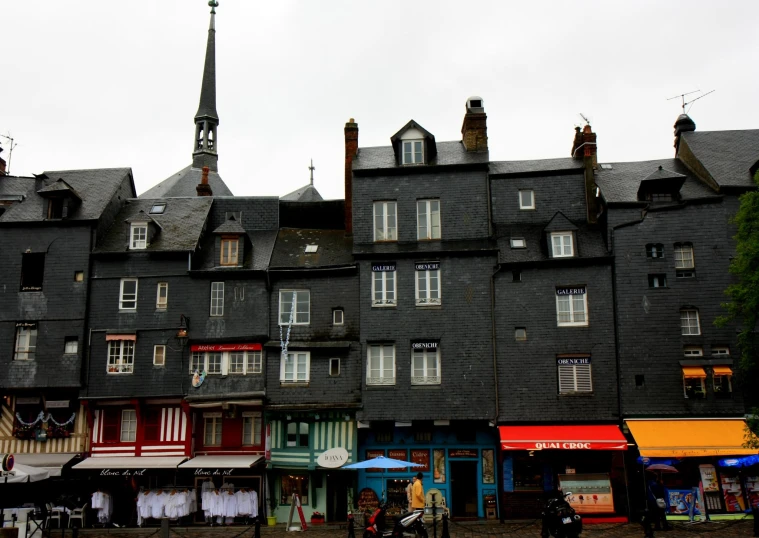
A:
[667,89,715,114]
[0,133,18,175]
[579,113,591,126]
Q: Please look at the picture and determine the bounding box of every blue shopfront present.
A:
[355,423,499,519]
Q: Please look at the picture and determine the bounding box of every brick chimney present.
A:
[673,113,696,153]
[196,166,213,196]
[344,118,358,234]
[0,156,6,176]
[461,97,488,152]
[571,125,599,224]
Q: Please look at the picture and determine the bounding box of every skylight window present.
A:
[305,245,318,253]
[149,204,166,215]
[510,238,526,249]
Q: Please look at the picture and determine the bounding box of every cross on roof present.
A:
[309,159,315,186]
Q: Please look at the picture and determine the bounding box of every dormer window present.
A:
[220,236,239,266]
[47,199,64,219]
[403,140,424,164]
[551,232,574,258]
[130,223,148,250]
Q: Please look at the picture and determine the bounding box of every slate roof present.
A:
[95,197,212,252]
[193,229,277,271]
[595,159,717,204]
[353,141,489,170]
[280,183,324,202]
[544,212,577,232]
[212,217,246,234]
[139,165,233,198]
[0,168,133,223]
[36,178,82,200]
[490,158,582,175]
[270,229,354,269]
[495,222,609,264]
[681,129,759,188]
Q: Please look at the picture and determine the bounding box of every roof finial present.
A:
[309,159,315,186]
[209,0,219,15]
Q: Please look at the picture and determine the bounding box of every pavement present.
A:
[68,518,756,538]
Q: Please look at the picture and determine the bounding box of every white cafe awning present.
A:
[14,453,79,477]
[179,455,263,468]
[73,456,187,470]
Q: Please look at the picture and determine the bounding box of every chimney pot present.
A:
[196,166,213,196]
[201,166,209,185]
[344,119,359,234]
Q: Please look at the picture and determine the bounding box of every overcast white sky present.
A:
[2,1,758,200]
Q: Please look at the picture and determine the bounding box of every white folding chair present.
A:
[68,504,87,528]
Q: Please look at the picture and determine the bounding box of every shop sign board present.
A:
[448,449,478,458]
[191,343,262,352]
[501,441,626,450]
[317,447,349,469]
[100,468,148,476]
[388,449,407,471]
[410,449,430,472]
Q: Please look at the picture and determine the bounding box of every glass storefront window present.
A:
[513,456,544,491]
[281,474,309,505]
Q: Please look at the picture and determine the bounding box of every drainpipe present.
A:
[490,263,502,521]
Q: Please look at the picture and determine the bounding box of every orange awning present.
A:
[625,419,757,457]
[712,366,733,375]
[681,366,706,378]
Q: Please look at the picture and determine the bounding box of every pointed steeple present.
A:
[193,1,220,172]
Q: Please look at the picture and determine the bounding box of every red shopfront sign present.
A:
[499,425,628,451]
[190,343,262,352]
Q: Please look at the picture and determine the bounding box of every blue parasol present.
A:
[343,456,423,501]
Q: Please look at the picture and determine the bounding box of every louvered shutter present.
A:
[558,364,593,393]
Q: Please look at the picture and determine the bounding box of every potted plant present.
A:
[267,477,278,526]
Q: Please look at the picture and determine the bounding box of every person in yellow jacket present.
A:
[411,472,425,510]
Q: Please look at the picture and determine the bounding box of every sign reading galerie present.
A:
[317,447,349,469]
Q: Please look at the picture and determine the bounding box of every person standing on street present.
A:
[406,476,417,512]
[412,472,425,511]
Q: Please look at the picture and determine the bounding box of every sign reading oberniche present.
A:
[415,262,440,271]
[411,341,438,350]
[557,357,590,366]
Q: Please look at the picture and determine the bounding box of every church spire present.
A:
[193,0,220,172]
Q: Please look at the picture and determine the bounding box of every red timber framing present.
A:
[190,403,264,457]
[84,399,192,457]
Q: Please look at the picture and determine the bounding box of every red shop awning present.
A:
[499,425,628,451]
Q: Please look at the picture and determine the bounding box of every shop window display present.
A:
[281,474,309,505]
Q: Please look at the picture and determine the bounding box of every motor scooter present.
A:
[363,503,428,538]
[541,490,582,538]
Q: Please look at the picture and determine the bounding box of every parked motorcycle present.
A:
[541,490,582,538]
[363,503,428,538]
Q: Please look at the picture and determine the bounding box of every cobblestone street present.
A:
[68,518,757,538]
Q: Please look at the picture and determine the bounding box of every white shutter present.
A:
[558,365,576,393]
[558,364,593,393]
[574,364,593,392]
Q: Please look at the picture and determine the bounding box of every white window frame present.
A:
[713,371,733,395]
[415,266,441,306]
[558,360,593,393]
[683,346,703,357]
[120,409,137,442]
[119,278,138,310]
[220,237,239,266]
[411,347,441,385]
[156,282,168,309]
[372,270,396,307]
[228,350,262,375]
[417,199,441,240]
[367,345,395,386]
[551,232,574,258]
[210,282,224,317]
[242,412,262,446]
[556,288,588,327]
[108,340,135,374]
[329,357,341,376]
[14,324,37,360]
[510,238,526,249]
[280,351,310,383]
[373,201,398,242]
[515,328,527,342]
[649,274,667,288]
[130,223,148,250]
[683,373,706,399]
[646,244,664,258]
[204,412,222,446]
[680,309,701,335]
[519,190,535,210]
[333,309,344,325]
[402,139,424,165]
[279,290,311,325]
[711,347,730,356]
[153,345,166,366]
[674,243,695,269]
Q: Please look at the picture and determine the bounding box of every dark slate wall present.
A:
[611,200,744,416]
[0,225,91,389]
[495,263,617,421]
[266,272,361,406]
[351,170,490,244]
[95,175,136,245]
[357,256,496,422]
[490,173,587,225]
